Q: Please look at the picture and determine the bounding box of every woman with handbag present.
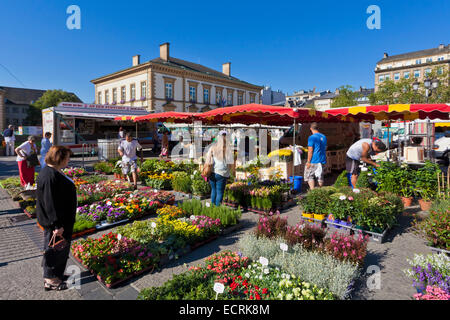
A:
[204,130,234,206]
[36,146,76,291]
[15,135,38,187]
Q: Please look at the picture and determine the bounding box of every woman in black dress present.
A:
[36,146,77,291]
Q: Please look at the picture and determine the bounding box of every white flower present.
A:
[245,273,250,278]
[259,275,263,280]
[353,188,361,194]
[368,173,372,176]
[361,167,368,172]
[264,268,269,274]
[339,195,347,200]
[106,201,112,206]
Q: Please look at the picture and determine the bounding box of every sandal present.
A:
[44,281,68,291]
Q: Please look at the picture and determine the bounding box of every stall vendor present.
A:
[346,137,387,188]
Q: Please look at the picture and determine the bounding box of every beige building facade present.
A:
[375,44,450,91]
[91,43,263,113]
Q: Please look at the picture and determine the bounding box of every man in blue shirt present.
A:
[304,122,327,189]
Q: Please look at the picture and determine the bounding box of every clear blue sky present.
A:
[0,0,449,103]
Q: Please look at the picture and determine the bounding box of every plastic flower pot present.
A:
[339,220,351,227]
[401,196,413,208]
[302,213,314,222]
[418,199,432,211]
[313,213,326,221]
[326,218,341,229]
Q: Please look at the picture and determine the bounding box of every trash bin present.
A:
[289,175,303,193]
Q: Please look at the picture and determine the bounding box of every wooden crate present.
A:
[274,161,293,180]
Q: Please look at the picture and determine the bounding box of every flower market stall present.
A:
[71,200,243,288]
[325,103,450,163]
[137,211,371,300]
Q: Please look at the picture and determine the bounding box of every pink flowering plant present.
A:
[191,215,222,237]
[255,213,288,239]
[63,167,87,178]
[414,286,450,300]
[324,232,369,266]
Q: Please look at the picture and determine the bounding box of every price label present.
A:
[117,234,122,241]
[151,222,157,228]
[259,256,268,266]
[280,243,288,252]
[213,282,225,294]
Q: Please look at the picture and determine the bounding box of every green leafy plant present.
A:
[415,199,450,250]
[93,161,114,174]
[334,170,350,188]
[413,161,441,201]
[171,171,192,193]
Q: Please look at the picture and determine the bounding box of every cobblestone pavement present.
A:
[0,156,435,300]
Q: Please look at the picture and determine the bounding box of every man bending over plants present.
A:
[346,137,386,188]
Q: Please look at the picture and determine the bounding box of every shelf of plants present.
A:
[71,200,243,288]
[138,213,369,300]
[224,179,294,215]
[139,159,211,198]
[298,186,403,243]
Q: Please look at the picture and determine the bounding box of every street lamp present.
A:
[424,77,439,102]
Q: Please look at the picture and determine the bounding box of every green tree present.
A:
[330,85,359,108]
[25,89,81,125]
[370,66,450,105]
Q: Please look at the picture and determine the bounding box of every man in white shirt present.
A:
[118,132,143,190]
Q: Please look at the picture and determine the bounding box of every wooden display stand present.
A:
[274,160,293,180]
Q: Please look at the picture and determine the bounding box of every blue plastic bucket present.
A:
[289,176,303,193]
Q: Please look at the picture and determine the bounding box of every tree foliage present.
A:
[330,85,359,108]
[25,89,81,125]
[370,66,450,104]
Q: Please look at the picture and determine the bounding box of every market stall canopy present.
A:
[55,102,149,119]
[133,111,199,123]
[325,104,450,122]
[197,104,350,125]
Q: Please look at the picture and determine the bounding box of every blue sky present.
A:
[0,0,449,103]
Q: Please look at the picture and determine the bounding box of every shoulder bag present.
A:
[44,232,69,267]
[201,149,214,178]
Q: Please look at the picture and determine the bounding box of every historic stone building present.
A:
[91,43,263,113]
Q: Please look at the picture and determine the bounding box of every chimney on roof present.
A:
[439,44,444,50]
[222,62,231,76]
[160,43,170,61]
[383,52,388,58]
[132,55,141,66]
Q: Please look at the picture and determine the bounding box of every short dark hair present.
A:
[125,132,132,138]
[45,146,71,166]
[373,139,387,152]
[310,122,319,131]
[44,132,52,138]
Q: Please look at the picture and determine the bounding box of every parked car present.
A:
[434,132,450,166]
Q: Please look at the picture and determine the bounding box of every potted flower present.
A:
[397,165,414,207]
[413,162,440,211]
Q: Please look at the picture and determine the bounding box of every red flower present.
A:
[262,288,268,294]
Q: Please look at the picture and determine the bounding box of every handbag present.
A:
[26,152,40,167]
[201,150,214,177]
[44,232,69,267]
